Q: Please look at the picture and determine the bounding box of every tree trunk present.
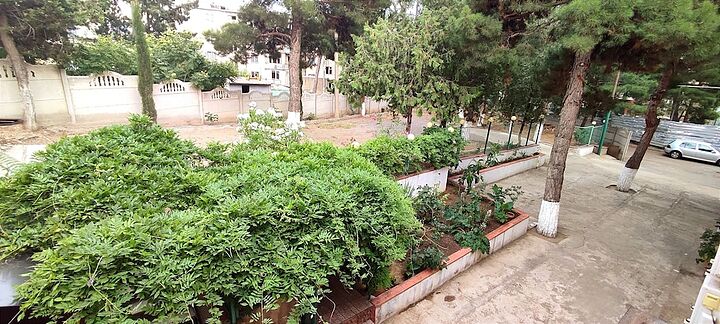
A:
[669,95,680,121]
[537,51,591,238]
[405,108,413,134]
[517,119,526,145]
[0,13,38,130]
[287,12,303,124]
[131,0,157,122]
[617,65,673,192]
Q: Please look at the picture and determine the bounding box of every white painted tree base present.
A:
[286,111,301,130]
[616,167,637,192]
[537,200,560,238]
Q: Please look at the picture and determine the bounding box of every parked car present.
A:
[664,139,720,165]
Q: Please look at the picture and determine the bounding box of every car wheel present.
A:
[669,151,682,159]
[716,159,720,166]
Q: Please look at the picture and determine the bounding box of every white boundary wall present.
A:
[0,60,388,126]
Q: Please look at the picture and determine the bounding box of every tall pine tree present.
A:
[131,0,157,122]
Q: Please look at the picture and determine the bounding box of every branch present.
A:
[258,31,291,43]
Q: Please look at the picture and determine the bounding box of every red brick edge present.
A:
[370,210,529,308]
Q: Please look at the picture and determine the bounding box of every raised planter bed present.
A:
[453,144,540,173]
[370,211,530,323]
[450,153,546,185]
[396,167,449,195]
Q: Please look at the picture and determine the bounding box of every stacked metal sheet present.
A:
[610,115,720,149]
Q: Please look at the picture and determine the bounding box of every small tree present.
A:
[131,0,157,122]
[340,5,501,132]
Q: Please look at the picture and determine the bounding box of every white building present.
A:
[179,0,337,91]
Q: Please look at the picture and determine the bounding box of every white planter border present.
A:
[396,167,449,196]
[453,144,540,173]
[370,212,530,323]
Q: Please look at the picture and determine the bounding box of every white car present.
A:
[664,139,720,166]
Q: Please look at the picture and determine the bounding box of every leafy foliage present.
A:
[356,136,424,176]
[64,36,138,76]
[237,107,304,150]
[697,220,720,264]
[0,0,99,63]
[64,32,239,91]
[416,126,467,170]
[93,0,198,37]
[405,246,446,277]
[444,191,490,253]
[4,117,420,322]
[357,127,465,176]
[0,115,197,258]
[488,184,523,224]
[339,6,501,127]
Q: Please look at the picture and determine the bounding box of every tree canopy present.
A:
[63,32,239,91]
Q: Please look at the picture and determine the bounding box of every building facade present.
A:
[179,0,337,91]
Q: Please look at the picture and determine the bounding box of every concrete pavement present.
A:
[388,145,720,324]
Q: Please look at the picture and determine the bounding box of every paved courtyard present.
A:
[388,145,720,323]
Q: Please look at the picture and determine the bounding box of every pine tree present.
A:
[614,0,720,191]
[131,0,157,122]
[537,0,635,237]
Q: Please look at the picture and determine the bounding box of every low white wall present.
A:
[373,216,529,323]
[453,145,540,173]
[0,62,388,127]
[396,167,449,195]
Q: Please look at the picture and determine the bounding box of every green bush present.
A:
[416,126,466,169]
[0,115,199,258]
[357,135,424,175]
[2,118,421,322]
[357,127,465,176]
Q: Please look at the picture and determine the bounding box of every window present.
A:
[250,56,259,63]
[271,71,280,80]
[230,15,237,20]
[698,144,715,153]
[270,57,281,64]
[250,71,260,79]
[680,142,697,149]
[241,85,250,93]
[325,66,333,75]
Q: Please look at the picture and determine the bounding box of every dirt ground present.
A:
[0,113,552,148]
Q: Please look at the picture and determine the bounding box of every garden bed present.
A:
[370,206,529,323]
[449,153,546,185]
[453,144,540,173]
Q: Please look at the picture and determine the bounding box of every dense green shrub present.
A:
[357,135,424,175]
[0,115,199,258]
[2,118,420,322]
[357,127,465,176]
[416,126,466,169]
